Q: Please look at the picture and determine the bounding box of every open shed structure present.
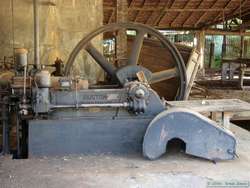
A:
[104,0,250,29]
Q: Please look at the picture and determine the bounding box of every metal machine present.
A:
[2,23,236,161]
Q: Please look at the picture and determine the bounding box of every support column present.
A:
[240,35,244,58]
[208,42,215,68]
[196,30,205,75]
[222,35,227,58]
[116,0,128,66]
[33,0,40,70]
[243,39,248,58]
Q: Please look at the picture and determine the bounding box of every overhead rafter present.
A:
[103,0,250,29]
[145,0,161,25]
[170,0,190,27]
[207,0,233,27]
[195,0,221,27]
[128,0,134,7]
[154,0,175,26]
[183,0,205,26]
[108,11,114,23]
[200,0,249,28]
[134,0,146,22]
[231,0,248,15]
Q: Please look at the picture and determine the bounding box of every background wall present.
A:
[0,0,103,83]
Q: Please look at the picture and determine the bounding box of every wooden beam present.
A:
[134,0,146,22]
[116,0,128,22]
[205,28,250,36]
[183,0,205,26]
[196,30,205,74]
[128,0,134,7]
[195,0,221,27]
[116,0,128,66]
[170,0,190,27]
[212,0,233,23]
[201,7,250,28]
[145,0,161,25]
[155,26,199,30]
[153,0,175,26]
[108,11,114,24]
[104,6,232,12]
[208,42,215,68]
[243,39,248,58]
[231,0,248,16]
[210,0,234,27]
[200,0,249,28]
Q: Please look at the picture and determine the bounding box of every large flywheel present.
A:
[64,22,187,100]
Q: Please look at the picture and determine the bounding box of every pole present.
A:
[33,0,40,70]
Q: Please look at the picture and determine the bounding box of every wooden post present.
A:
[222,112,232,129]
[240,35,244,58]
[222,36,227,59]
[208,42,215,68]
[174,35,179,43]
[116,0,128,66]
[243,39,248,58]
[195,30,205,75]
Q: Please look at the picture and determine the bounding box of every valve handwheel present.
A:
[64,22,187,100]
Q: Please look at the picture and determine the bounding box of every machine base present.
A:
[28,117,150,157]
[29,108,236,161]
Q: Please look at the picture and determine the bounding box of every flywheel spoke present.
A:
[86,43,116,76]
[128,30,146,65]
[150,68,178,84]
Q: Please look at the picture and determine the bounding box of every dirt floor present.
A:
[0,124,250,188]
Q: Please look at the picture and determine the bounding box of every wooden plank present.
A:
[196,30,205,74]
[184,49,201,100]
[167,99,250,112]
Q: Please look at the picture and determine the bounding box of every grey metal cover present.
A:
[29,117,150,156]
[143,108,236,161]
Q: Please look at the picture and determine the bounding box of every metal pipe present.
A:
[51,102,129,109]
[16,109,20,157]
[33,0,40,69]
[2,97,9,154]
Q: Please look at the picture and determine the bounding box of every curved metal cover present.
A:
[143,108,236,161]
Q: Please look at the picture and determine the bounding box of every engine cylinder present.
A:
[15,48,28,67]
[35,70,51,88]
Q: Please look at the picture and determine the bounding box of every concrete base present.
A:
[1,124,250,188]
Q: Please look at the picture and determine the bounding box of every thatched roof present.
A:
[104,0,250,29]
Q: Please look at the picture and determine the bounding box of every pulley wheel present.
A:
[64,22,187,100]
